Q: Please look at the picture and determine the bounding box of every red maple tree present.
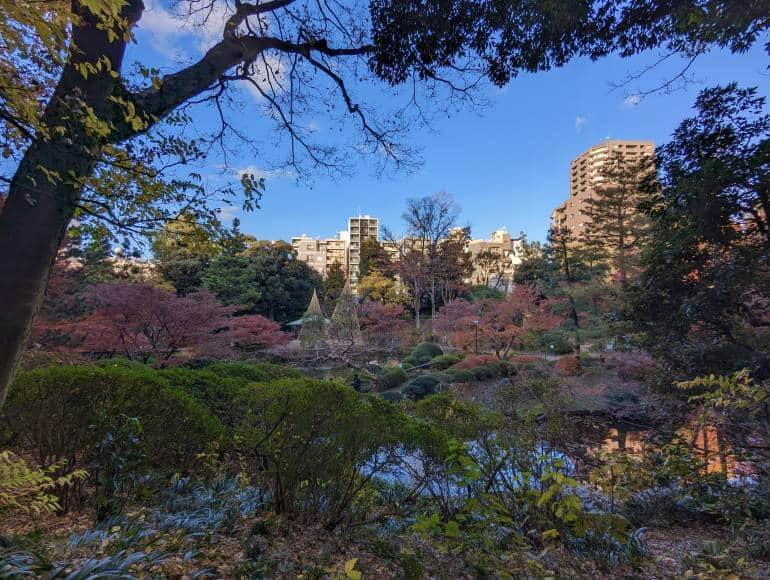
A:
[436,286,563,358]
[357,302,411,353]
[33,282,289,363]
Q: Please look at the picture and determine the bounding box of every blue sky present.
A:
[130,2,770,243]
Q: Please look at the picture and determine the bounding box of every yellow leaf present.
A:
[344,558,362,580]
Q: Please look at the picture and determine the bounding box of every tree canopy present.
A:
[0,0,768,402]
[627,84,770,376]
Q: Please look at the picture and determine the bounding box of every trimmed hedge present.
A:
[403,374,441,400]
[158,367,249,428]
[5,365,222,472]
[445,361,515,383]
[403,343,443,368]
[413,342,443,360]
[204,361,301,383]
[377,365,408,390]
[380,391,404,403]
[430,354,462,370]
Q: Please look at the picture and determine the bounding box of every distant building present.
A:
[465,227,524,291]
[325,233,347,273]
[551,139,655,236]
[291,232,349,279]
[347,215,379,290]
[291,235,329,277]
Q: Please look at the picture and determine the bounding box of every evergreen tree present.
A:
[323,261,346,307]
[437,226,473,303]
[358,239,393,279]
[627,84,770,375]
[203,244,321,322]
[579,151,653,285]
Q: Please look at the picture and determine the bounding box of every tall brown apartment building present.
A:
[551,140,655,236]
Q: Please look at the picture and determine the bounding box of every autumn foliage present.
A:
[357,302,411,352]
[435,286,563,358]
[32,283,289,363]
[454,354,497,369]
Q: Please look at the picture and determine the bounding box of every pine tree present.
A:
[298,289,328,349]
[329,280,363,345]
[579,151,653,285]
[323,261,346,307]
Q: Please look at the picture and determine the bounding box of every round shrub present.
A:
[445,367,474,383]
[380,391,404,403]
[401,356,418,369]
[412,342,443,364]
[5,365,222,473]
[430,354,461,370]
[378,365,407,390]
[471,361,509,380]
[402,374,441,400]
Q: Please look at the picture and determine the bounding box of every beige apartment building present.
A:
[291,214,380,290]
[466,227,524,291]
[551,139,655,236]
[291,233,349,278]
[347,215,379,290]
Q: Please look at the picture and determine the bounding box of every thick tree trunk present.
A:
[0,0,142,408]
[0,145,93,407]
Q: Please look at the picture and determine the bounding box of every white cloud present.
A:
[575,115,588,134]
[217,205,240,223]
[137,0,237,58]
[137,1,188,58]
[138,3,285,104]
[622,94,642,109]
[236,165,295,181]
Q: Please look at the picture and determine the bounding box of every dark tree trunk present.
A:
[0,0,142,407]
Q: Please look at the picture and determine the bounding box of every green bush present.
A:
[377,366,407,390]
[444,361,514,383]
[415,393,502,439]
[237,378,426,528]
[403,374,441,400]
[412,342,443,363]
[401,356,418,369]
[204,361,301,383]
[430,354,461,370]
[5,365,222,474]
[445,367,474,382]
[466,285,505,301]
[159,367,249,428]
[540,330,574,355]
[380,391,404,403]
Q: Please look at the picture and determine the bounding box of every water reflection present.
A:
[597,424,754,479]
